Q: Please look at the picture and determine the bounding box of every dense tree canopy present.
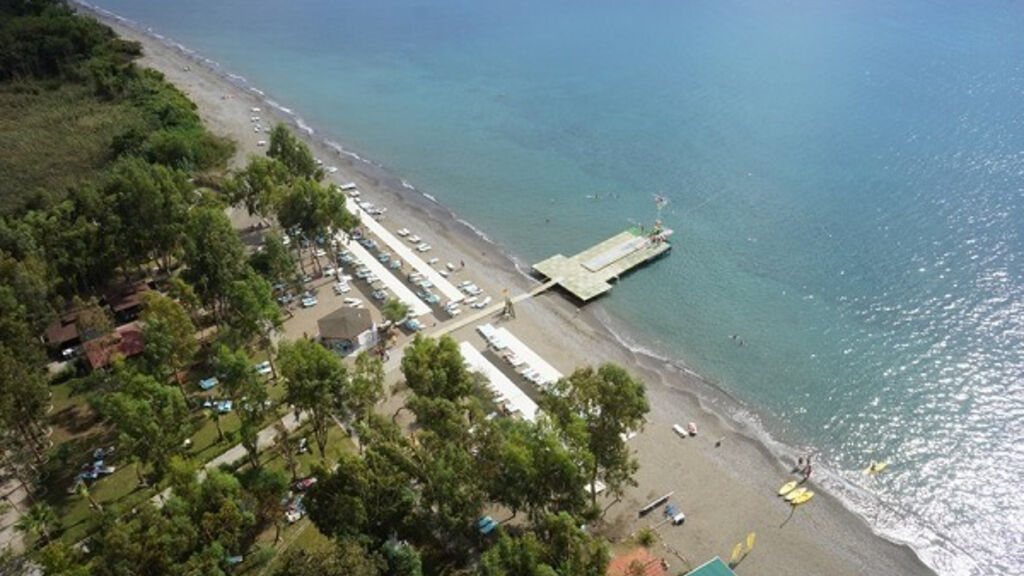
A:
[277,339,348,457]
[93,368,190,483]
[267,123,322,182]
[542,364,649,507]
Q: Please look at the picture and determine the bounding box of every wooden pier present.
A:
[532,227,672,302]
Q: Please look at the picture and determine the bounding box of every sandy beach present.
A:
[87,9,935,576]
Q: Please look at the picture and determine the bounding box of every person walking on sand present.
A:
[803,455,813,481]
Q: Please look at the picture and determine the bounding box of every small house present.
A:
[317,307,376,354]
[83,322,145,371]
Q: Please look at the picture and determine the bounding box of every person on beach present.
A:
[803,456,813,481]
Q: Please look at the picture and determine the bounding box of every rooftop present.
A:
[83,322,144,370]
[607,548,669,576]
[684,557,737,576]
[532,227,671,302]
[318,306,373,341]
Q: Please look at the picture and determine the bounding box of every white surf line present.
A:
[344,197,465,304]
[341,234,432,317]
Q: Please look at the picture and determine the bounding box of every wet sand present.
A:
[88,10,934,576]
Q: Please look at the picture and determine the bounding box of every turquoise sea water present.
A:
[83,1,1023,573]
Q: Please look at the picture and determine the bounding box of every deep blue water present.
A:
[84,1,1023,573]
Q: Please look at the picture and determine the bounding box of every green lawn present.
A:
[43,365,297,544]
[0,80,145,214]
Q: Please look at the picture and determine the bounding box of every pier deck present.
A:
[532,228,671,302]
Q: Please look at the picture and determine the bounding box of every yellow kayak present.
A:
[784,487,808,502]
[778,480,799,496]
[863,461,889,475]
[790,491,815,505]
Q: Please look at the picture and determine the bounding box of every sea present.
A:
[80,1,1023,574]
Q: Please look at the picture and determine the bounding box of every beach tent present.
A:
[684,557,737,576]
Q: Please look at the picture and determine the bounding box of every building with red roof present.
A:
[83,322,145,371]
[607,548,669,576]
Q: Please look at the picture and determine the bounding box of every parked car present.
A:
[404,318,423,332]
[372,290,388,301]
[332,282,351,295]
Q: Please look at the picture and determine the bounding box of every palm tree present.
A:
[15,503,56,545]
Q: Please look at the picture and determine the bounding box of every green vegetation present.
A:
[0,82,144,213]
[1,2,652,575]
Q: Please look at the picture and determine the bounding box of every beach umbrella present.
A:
[746,532,756,552]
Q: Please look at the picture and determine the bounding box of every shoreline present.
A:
[78,5,937,575]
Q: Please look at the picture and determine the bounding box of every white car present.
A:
[343,298,363,307]
[323,266,337,277]
[396,228,410,236]
[407,235,421,244]
[472,296,493,309]
[332,282,351,295]
[314,248,327,257]
[427,257,439,265]
[326,166,339,174]
[416,244,432,252]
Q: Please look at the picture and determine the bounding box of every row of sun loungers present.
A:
[476,324,564,389]
[459,341,538,422]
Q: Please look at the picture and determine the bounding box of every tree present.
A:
[479,514,609,576]
[214,346,268,468]
[349,352,385,428]
[73,295,113,343]
[383,542,423,576]
[381,298,410,324]
[415,436,486,555]
[478,532,553,576]
[273,420,300,481]
[181,206,245,320]
[223,269,282,377]
[240,468,289,544]
[478,419,589,523]
[278,339,348,457]
[226,155,291,219]
[250,232,297,288]
[273,539,384,576]
[277,178,357,273]
[15,503,57,545]
[95,368,191,484]
[305,454,370,541]
[541,364,649,508]
[267,124,322,182]
[400,336,474,403]
[167,276,203,326]
[104,157,192,272]
[38,540,93,576]
[139,291,197,402]
[0,344,50,462]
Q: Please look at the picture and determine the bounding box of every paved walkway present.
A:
[153,411,306,506]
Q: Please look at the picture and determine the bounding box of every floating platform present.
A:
[532,227,671,302]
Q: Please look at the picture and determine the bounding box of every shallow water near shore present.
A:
[82,1,1023,573]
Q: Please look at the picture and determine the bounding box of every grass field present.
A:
[0,80,145,214]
